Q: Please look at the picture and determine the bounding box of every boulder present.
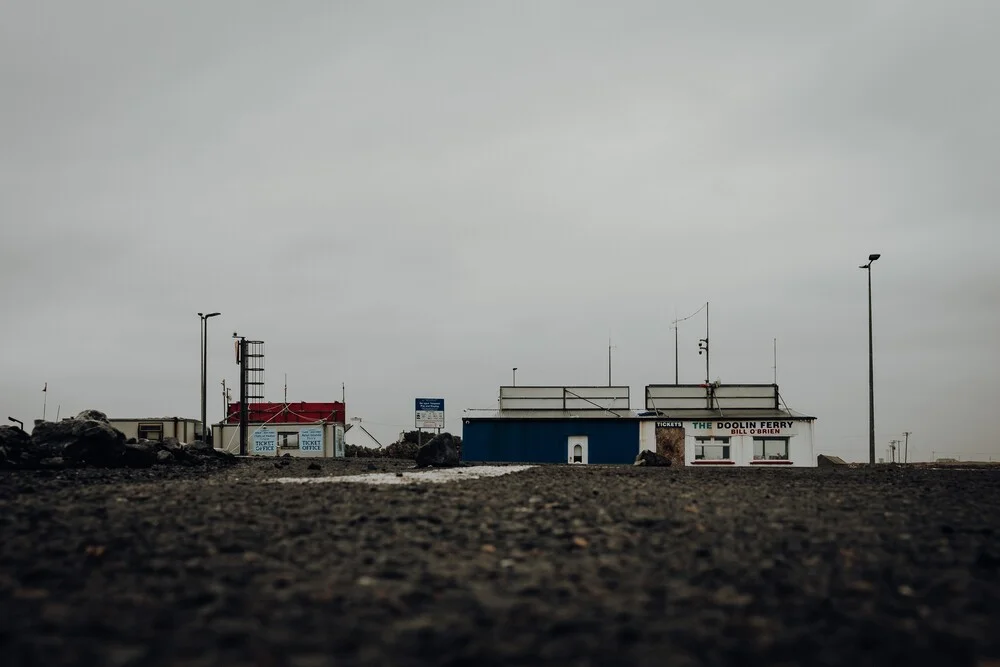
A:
[634,450,672,467]
[415,432,461,468]
[817,454,847,467]
[123,442,157,468]
[0,425,31,468]
[75,409,110,424]
[30,417,126,467]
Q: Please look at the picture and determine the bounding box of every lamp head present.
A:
[206,312,221,318]
[868,253,881,261]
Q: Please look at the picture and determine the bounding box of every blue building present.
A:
[462,386,642,464]
[462,417,641,464]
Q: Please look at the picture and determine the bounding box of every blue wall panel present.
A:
[462,419,639,464]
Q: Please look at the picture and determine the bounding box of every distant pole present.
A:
[221,379,227,422]
[903,431,911,463]
[697,302,710,384]
[860,254,881,465]
[773,338,777,385]
[42,382,47,421]
[512,367,517,387]
[674,325,679,385]
[342,382,345,404]
[284,373,288,404]
[608,338,612,386]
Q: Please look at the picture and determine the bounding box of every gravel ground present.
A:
[1,460,999,667]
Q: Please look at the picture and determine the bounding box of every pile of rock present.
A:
[634,450,672,467]
[415,432,461,468]
[0,409,234,470]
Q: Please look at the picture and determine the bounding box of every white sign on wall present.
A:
[335,424,345,457]
[299,427,324,453]
[690,420,798,437]
[251,428,277,455]
[415,398,445,429]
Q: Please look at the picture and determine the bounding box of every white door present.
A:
[568,436,588,464]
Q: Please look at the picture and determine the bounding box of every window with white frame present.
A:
[753,437,789,460]
[695,436,731,460]
[278,431,299,449]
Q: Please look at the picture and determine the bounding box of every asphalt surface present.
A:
[1,460,999,667]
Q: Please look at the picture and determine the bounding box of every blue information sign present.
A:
[415,398,445,429]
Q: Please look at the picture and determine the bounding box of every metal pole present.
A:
[674,325,679,385]
[705,302,710,384]
[903,431,911,464]
[868,265,875,466]
[512,367,517,387]
[773,338,777,386]
[200,316,207,441]
[608,339,612,386]
[237,336,249,456]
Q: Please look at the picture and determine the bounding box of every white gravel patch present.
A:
[271,465,535,485]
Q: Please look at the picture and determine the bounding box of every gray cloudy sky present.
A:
[2,1,998,461]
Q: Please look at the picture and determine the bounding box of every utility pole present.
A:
[773,338,777,386]
[860,253,881,465]
[889,439,900,463]
[697,301,710,384]
[234,334,248,456]
[903,431,911,464]
[608,338,613,386]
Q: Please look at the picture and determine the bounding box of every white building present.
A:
[640,384,817,467]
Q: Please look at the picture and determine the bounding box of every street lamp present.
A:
[859,254,880,465]
[7,416,24,432]
[198,312,221,443]
[512,367,517,387]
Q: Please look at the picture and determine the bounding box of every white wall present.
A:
[212,422,344,458]
[110,418,201,443]
[681,419,816,467]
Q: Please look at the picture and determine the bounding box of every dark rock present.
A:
[156,449,175,464]
[38,457,68,469]
[634,450,672,467]
[126,437,137,445]
[0,425,31,468]
[415,433,461,468]
[308,462,321,470]
[75,409,110,424]
[123,442,156,469]
[818,454,847,466]
[30,417,126,467]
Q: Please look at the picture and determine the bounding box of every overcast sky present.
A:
[2,1,998,461]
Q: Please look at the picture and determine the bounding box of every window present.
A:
[137,423,163,441]
[695,437,731,460]
[572,444,583,463]
[278,431,299,450]
[753,438,789,460]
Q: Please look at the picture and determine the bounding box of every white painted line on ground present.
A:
[271,465,535,485]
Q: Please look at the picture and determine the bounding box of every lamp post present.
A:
[512,367,517,387]
[859,254,880,465]
[198,312,221,443]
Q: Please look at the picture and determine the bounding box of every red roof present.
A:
[225,402,345,424]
